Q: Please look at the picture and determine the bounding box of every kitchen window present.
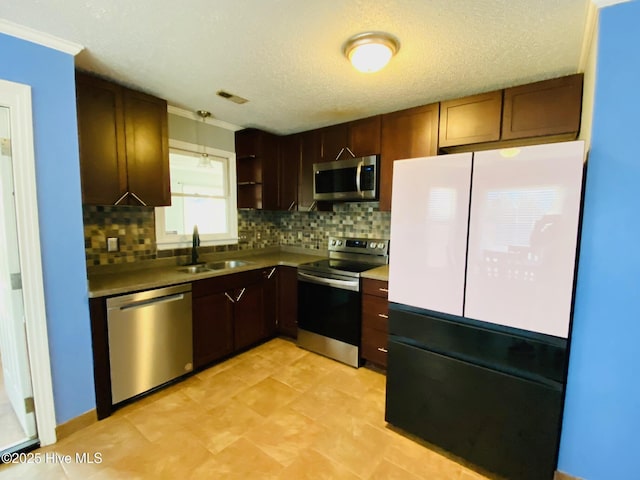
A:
[155,139,238,249]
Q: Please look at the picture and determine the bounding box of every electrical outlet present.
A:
[107,237,119,252]
[256,232,262,240]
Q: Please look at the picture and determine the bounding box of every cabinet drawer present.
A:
[362,295,389,332]
[362,278,389,298]
[361,326,388,367]
[386,340,563,480]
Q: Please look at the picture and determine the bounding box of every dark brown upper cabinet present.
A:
[380,103,439,211]
[350,115,382,157]
[299,129,324,211]
[230,74,582,214]
[278,134,300,211]
[439,91,503,149]
[439,74,583,151]
[502,73,583,140]
[235,128,279,210]
[320,115,381,162]
[76,72,170,206]
[320,123,349,163]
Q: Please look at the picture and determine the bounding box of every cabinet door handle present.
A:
[288,201,296,211]
[224,292,235,303]
[266,268,276,279]
[377,347,388,353]
[129,191,148,206]
[335,146,357,161]
[378,313,389,319]
[114,191,129,205]
[379,288,389,293]
[308,201,317,211]
[235,288,246,302]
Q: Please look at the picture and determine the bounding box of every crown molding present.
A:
[0,19,83,56]
[591,0,631,8]
[167,105,242,132]
[579,2,599,72]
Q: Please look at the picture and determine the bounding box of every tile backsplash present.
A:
[84,206,156,265]
[280,202,391,249]
[83,202,390,266]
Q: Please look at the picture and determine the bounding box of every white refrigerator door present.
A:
[389,153,472,316]
[464,141,584,338]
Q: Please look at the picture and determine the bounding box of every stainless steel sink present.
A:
[205,260,252,270]
[178,260,252,274]
[178,264,209,274]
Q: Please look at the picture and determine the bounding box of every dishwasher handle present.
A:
[118,293,186,311]
[106,284,192,311]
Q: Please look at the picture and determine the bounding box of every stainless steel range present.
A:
[297,236,389,367]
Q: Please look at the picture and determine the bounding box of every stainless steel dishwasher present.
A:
[106,283,193,404]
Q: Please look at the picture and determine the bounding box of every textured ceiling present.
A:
[1,0,590,135]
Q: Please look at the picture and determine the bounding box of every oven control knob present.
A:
[378,243,385,249]
[369,242,377,249]
[337,240,343,246]
[330,240,336,246]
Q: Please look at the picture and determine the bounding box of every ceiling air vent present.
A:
[216,90,248,104]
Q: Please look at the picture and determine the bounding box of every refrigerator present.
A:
[385,141,585,480]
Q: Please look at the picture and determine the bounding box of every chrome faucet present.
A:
[191,225,200,265]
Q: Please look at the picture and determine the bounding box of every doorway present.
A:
[0,79,57,453]
[0,103,38,453]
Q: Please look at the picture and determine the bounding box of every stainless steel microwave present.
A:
[313,155,379,202]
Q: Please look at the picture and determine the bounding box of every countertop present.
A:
[361,264,389,282]
[87,247,325,298]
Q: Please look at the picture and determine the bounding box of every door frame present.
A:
[0,78,56,446]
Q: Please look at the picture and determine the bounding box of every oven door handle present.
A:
[298,272,360,292]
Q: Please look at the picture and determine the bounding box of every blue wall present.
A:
[559,2,640,479]
[0,33,95,424]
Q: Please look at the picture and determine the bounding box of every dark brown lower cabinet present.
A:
[192,266,299,369]
[277,266,298,338]
[263,267,278,337]
[89,297,112,419]
[192,270,267,368]
[192,291,234,369]
[361,278,389,367]
[233,280,266,351]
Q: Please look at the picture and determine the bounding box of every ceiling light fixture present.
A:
[343,31,400,73]
[196,109,212,167]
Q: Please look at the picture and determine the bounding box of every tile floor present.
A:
[0,338,499,479]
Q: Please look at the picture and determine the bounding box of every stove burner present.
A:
[298,258,380,277]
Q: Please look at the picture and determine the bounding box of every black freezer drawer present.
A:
[388,304,567,384]
[385,339,563,480]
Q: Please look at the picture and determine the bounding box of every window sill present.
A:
[156,238,239,250]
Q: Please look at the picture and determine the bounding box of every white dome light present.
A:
[344,32,400,73]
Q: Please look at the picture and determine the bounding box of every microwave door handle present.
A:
[356,160,363,196]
